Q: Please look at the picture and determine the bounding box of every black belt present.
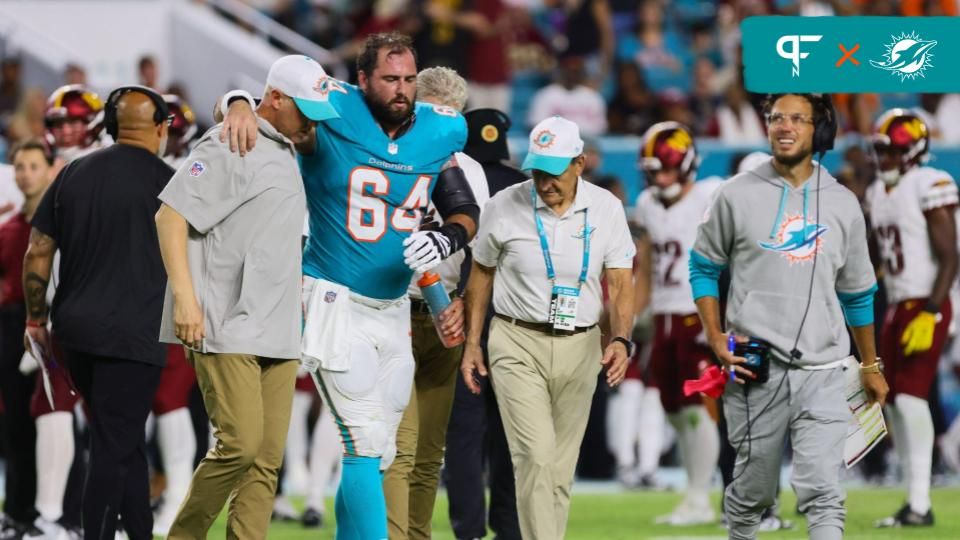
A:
[494,313,596,337]
[410,298,432,314]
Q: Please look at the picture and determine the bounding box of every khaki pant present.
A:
[168,352,297,540]
[384,311,462,540]
[488,318,601,540]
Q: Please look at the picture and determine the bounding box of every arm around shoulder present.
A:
[216,90,259,156]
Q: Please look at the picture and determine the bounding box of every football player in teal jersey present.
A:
[219,34,479,540]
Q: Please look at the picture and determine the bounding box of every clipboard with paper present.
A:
[26,332,57,409]
[842,356,888,468]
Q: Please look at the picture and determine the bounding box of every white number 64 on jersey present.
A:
[347,167,432,242]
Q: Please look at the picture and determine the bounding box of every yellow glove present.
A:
[901,311,938,356]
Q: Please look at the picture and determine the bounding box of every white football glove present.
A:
[403,230,453,273]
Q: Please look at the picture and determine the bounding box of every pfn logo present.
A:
[777,35,823,77]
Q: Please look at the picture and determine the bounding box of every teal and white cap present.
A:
[521,116,584,176]
[266,55,340,121]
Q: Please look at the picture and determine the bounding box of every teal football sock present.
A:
[335,455,387,540]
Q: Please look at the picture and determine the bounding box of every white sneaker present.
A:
[45,522,81,540]
[655,500,717,526]
[757,515,795,531]
[23,519,61,540]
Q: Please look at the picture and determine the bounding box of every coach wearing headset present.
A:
[23,85,173,540]
[689,93,889,540]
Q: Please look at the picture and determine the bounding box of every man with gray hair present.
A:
[415,65,468,112]
[383,66,488,540]
[156,55,338,539]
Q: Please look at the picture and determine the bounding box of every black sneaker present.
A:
[18,524,44,540]
[875,503,935,527]
[637,474,668,491]
[0,520,31,540]
[301,507,323,528]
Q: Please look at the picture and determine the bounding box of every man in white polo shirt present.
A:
[461,116,635,540]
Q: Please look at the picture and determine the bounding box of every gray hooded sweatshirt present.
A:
[691,160,876,367]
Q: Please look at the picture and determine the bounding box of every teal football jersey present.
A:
[300,81,467,299]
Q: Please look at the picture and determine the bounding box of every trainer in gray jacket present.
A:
[688,93,888,540]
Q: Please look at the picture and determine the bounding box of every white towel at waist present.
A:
[301,276,352,372]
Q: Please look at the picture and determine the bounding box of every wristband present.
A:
[220,90,255,117]
[438,222,468,257]
[611,336,635,357]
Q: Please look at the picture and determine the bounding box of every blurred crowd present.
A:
[0,55,198,171]
[4,0,960,161]
[225,0,960,142]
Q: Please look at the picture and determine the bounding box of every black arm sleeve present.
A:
[432,165,480,225]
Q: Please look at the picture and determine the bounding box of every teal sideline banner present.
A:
[742,16,960,93]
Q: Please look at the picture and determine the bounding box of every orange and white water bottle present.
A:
[417,272,465,348]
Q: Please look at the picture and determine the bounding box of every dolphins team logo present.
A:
[572,225,596,240]
[870,31,937,82]
[758,214,828,264]
[312,76,347,96]
[532,129,556,149]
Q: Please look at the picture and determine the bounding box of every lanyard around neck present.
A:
[531,183,590,286]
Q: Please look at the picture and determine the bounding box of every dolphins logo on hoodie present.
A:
[759,214,828,264]
[870,32,937,82]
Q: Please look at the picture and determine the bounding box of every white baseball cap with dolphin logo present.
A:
[266,55,340,121]
[521,116,584,176]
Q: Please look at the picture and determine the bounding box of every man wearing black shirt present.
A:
[23,87,173,540]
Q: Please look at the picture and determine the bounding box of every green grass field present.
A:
[197,487,960,539]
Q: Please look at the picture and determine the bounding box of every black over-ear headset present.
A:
[104,85,169,141]
[811,93,838,158]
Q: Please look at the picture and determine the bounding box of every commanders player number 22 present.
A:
[654,240,683,287]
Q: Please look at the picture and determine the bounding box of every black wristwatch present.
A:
[611,337,635,357]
